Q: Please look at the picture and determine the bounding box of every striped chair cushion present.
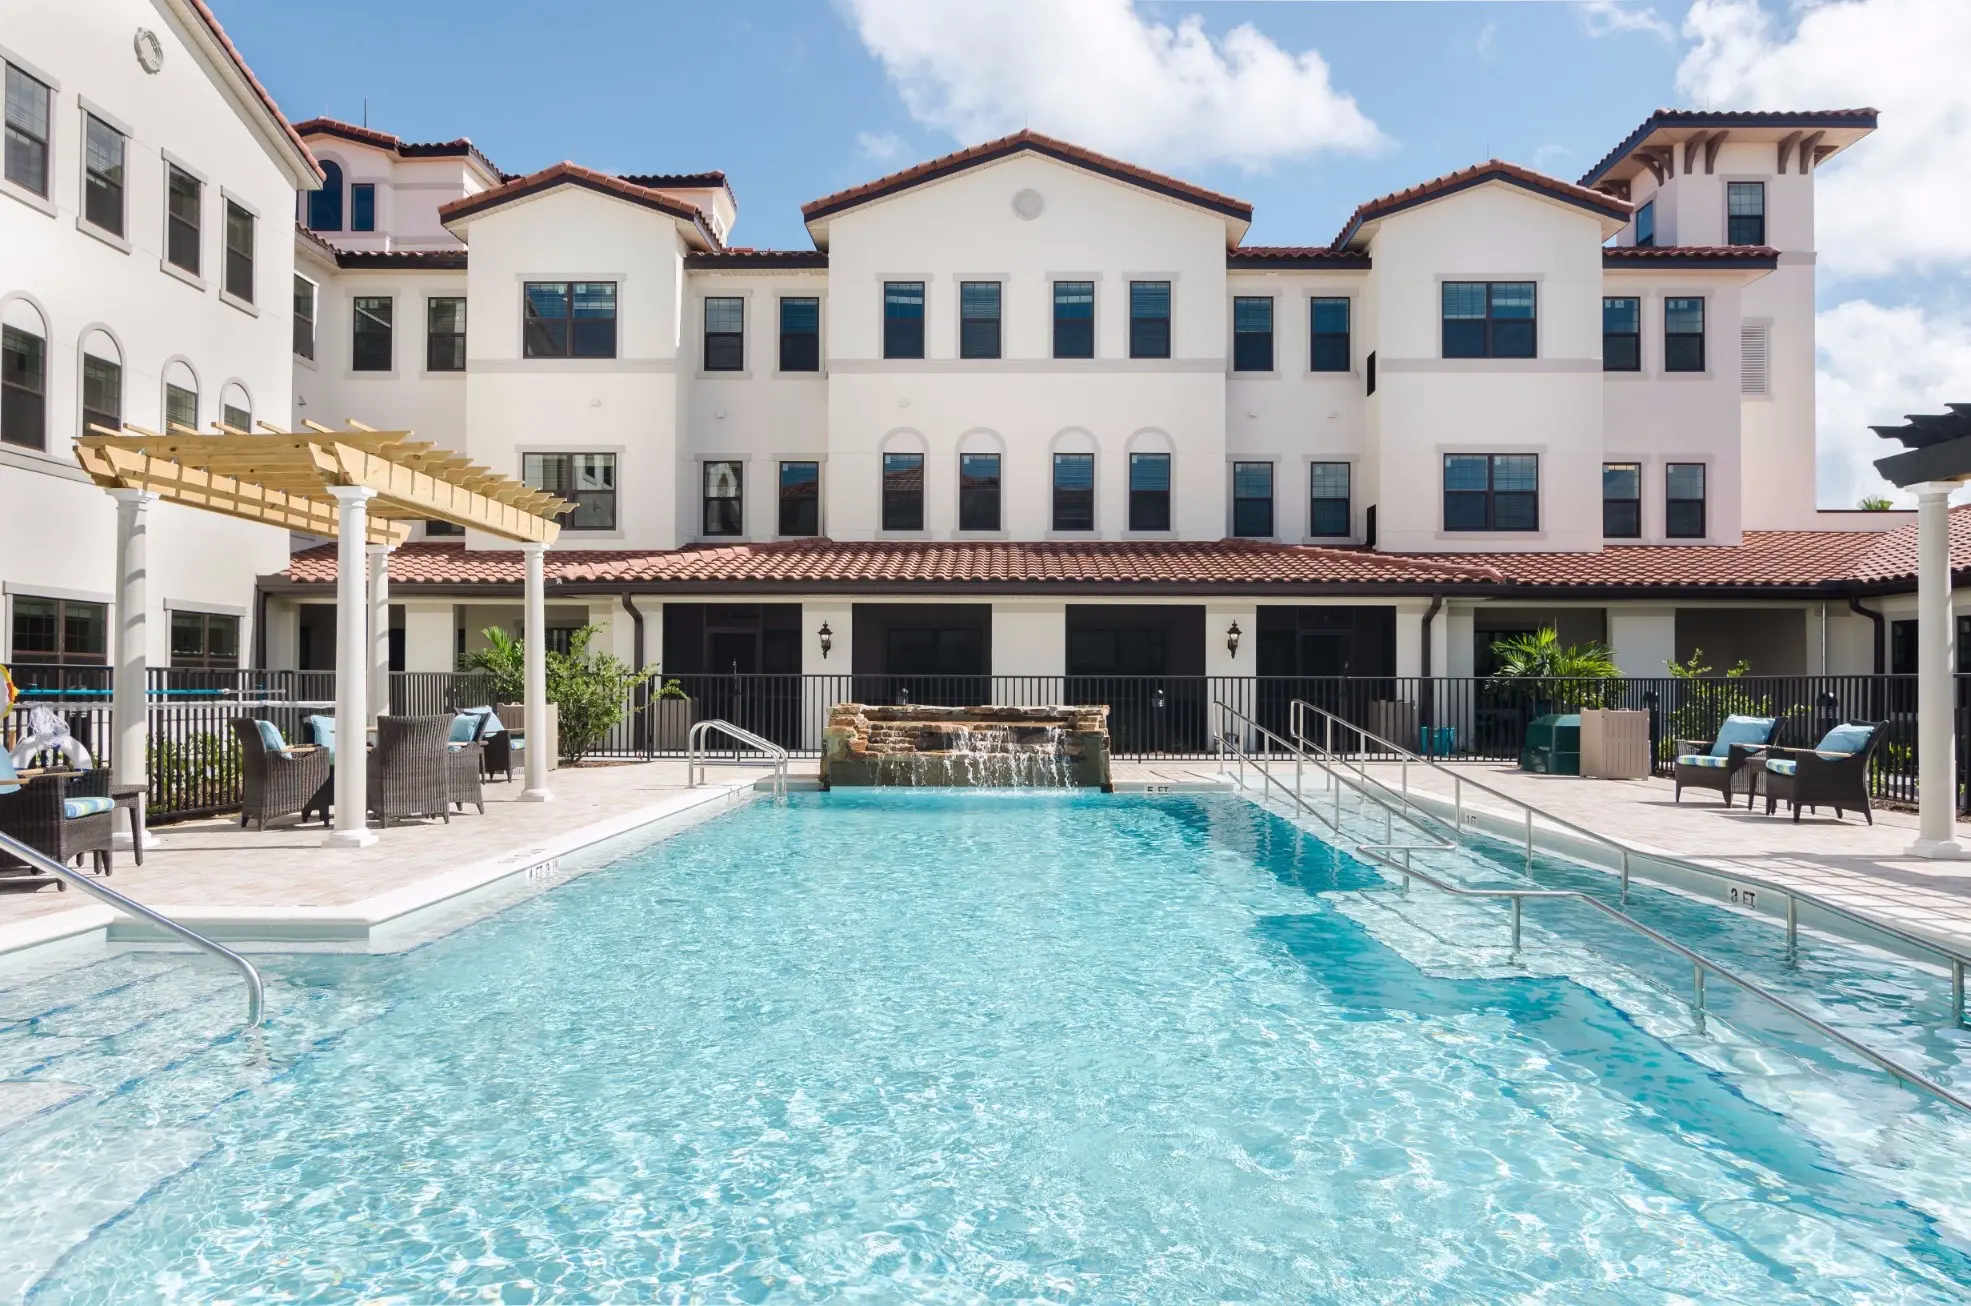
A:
[1764,758,1797,777]
[1678,754,1730,769]
[62,796,115,819]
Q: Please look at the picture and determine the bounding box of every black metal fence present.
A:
[4,665,1964,822]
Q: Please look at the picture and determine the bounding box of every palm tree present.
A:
[1486,628,1624,709]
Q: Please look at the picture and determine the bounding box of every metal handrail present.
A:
[0,829,264,1029]
[686,719,789,798]
[1288,697,1971,1020]
[1212,702,1971,1116]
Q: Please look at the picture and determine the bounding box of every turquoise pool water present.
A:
[17,790,1971,1301]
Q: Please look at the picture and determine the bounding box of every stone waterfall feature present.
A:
[821,704,1112,789]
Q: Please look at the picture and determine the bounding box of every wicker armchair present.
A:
[1672,714,1780,808]
[446,712,488,815]
[368,715,452,827]
[1762,722,1884,824]
[0,766,114,881]
[461,705,520,782]
[232,718,334,830]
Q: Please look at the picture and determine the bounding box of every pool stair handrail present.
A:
[0,828,265,1029]
[1285,697,1971,1024]
[1209,701,1971,1118]
[686,719,789,798]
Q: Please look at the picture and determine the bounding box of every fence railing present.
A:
[4,667,1964,822]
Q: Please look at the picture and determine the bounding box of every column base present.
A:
[111,830,161,850]
[324,827,379,849]
[519,787,554,803]
[1903,838,1968,860]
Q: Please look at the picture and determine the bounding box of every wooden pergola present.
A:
[75,420,571,846]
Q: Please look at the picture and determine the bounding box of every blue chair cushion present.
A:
[1678,754,1730,769]
[509,736,525,752]
[448,713,480,743]
[1710,715,1776,757]
[1816,723,1875,755]
[1765,757,1798,777]
[0,749,17,797]
[62,795,114,819]
[253,719,290,758]
[306,715,336,761]
[462,706,504,737]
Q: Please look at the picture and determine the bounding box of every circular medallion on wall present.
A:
[1012,188,1044,221]
[134,28,165,74]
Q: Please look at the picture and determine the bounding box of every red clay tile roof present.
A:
[295,117,505,180]
[331,248,468,270]
[1603,245,1779,268]
[1411,531,1887,592]
[438,163,720,247]
[1228,246,1372,269]
[1848,509,1971,586]
[1580,109,1879,188]
[619,171,729,190]
[684,249,828,269]
[1335,159,1631,249]
[801,130,1252,228]
[183,0,323,184]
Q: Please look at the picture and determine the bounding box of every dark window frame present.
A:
[777,460,820,536]
[1727,181,1765,246]
[1310,297,1350,372]
[703,296,744,372]
[4,63,52,198]
[1666,462,1706,539]
[1309,461,1350,537]
[1232,460,1275,537]
[1,322,47,451]
[881,450,925,531]
[883,281,925,360]
[959,281,1002,360]
[426,296,466,372]
[1053,281,1094,360]
[293,274,316,360]
[522,281,618,359]
[1052,452,1095,531]
[1443,453,1539,532]
[1232,296,1274,372]
[10,594,108,666]
[1442,281,1536,359]
[1128,451,1171,532]
[349,181,376,232]
[959,451,1001,531]
[82,112,125,237]
[1602,462,1641,538]
[1603,296,1641,372]
[307,158,343,231]
[1634,199,1654,248]
[221,398,250,431]
[80,351,119,437]
[1664,296,1705,373]
[165,163,201,275]
[352,295,394,372]
[702,459,743,536]
[163,381,196,432]
[523,451,617,531]
[778,296,819,372]
[1130,281,1171,360]
[222,199,254,303]
[169,609,240,670]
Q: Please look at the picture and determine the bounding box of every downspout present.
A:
[1848,596,1885,674]
[621,593,648,755]
[1420,594,1445,748]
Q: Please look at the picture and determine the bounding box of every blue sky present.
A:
[210,0,1967,510]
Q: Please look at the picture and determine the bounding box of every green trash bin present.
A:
[1520,713,1581,775]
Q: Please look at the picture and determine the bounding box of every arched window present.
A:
[162,359,199,432]
[80,328,122,437]
[308,159,343,231]
[220,381,252,432]
[1,298,49,451]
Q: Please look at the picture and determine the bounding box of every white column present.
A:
[520,542,552,802]
[1908,482,1964,857]
[109,489,157,848]
[327,487,378,847]
[366,544,392,728]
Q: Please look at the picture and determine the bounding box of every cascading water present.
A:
[821,705,1108,789]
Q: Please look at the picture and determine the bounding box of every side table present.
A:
[109,783,146,867]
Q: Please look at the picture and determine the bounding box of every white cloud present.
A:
[1475,21,1498,58]
[856,130,908,163]
[1578,1,1673,39]
[1678,0,1971,278]
[843,0,1384,171]
[1815,300,1971,509]
[1532,142,1572,173]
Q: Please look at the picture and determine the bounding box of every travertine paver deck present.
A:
[0,759,804,937]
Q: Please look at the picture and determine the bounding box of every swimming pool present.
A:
[9,790,1971,1301]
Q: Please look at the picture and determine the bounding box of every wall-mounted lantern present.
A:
[817,621,833,659]
[1226,620,1243,659]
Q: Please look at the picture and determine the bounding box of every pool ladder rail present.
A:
[1209,700,1971,1119]
[0,829,265,1030]
[686,719,789,798]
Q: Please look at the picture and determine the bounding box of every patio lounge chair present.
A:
[446,711,488,814]
[1672,714,1778,807]
[368,715,452,827]
[463,704,522,782]
[0,751,113,881]
[232,717,333,830]
[1762,722,1884,824]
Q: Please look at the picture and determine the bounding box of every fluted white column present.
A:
[1908,482,1964,858]
[366,543,392,728]
[519,541,552,802]
[109,489,157,847]
[327,487,378,847]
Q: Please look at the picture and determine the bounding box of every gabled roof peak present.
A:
[438,162,721,249]
[1334,159,1631,249]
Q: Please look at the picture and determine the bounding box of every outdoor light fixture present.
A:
[817,621,833,658]
[1226,620,1242,659]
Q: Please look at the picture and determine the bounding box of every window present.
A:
[82,114,125,236]
[1309,462,1350,537]
[524,452,616,531]
[703,297,743,371]
[1129,452,1171,531]
[882,451,924,530]
[352,296,393,371]
[164,381,196,431]
[778,460,819,536]
[1233,297,1273,371]
[1053,281,1094,359]
[293,275,317,360]
[1666,463,1706,538]
[1,323,45,450]
[960,282,1001,360]
[4,64,51,197]
[959,452,1000,531]
[425,519,464,538]
[11,596,106,665]
[80,351,119,436]
[307,159,343,231]
[222,398,250,431]
[350,182,375,232]
[1634,200,1654,248]
[165,164,201,274]
[1603,297,1640,372]
[1603,462,1641,538]
[1052,452,1094,530]
[1365,350,1376,396]
[1664,297,1705,372]
[1130,281,1170,359]
[1741,322,1770,396]
[169,610,239,669]
[1310,298,1350,372]
[883,281,924,359]
[703,460,743,536]
[1727,182,1765,246]
[779,296,819,372]
[1443,282,1536,358]
[523,282,617,359]
[1232,461,1274,537]
[223,200,254,303]
[1443,454,1538,532]
[426,297,465,372]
